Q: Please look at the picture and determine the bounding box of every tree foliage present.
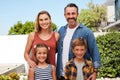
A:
[8,21,34,35]
[78,1,106,31]
[51,22,57,31]
[8,21,57,35]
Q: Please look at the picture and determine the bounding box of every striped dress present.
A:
[34,64,53,80]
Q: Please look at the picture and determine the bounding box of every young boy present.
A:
[64,38,94,80]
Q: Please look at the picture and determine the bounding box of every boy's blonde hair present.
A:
[72,38,87,49]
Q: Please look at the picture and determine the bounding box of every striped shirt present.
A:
[34,64,53,80]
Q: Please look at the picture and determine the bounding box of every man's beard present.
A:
[67,18,76,21]
[67,18,77,26]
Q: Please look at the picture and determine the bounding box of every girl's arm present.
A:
[28,68,34,80]
[52,65,57,80]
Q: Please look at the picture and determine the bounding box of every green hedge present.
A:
[96,32,120,78]
[0,72,19,80]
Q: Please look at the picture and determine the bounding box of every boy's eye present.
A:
[75,49,79,51]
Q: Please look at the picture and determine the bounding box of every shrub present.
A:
[0,72,19,80]
[8,72,19,80]
[96,32,120,78]
[0,75,12,80]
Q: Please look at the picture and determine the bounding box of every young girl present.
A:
[28,43,56,80]
[64,38,94,80]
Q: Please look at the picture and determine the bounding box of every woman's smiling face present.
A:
[39,14,51,30]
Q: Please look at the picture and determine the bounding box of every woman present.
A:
[24,10,59,68]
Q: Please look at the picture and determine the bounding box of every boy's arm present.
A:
[64,63,70,80]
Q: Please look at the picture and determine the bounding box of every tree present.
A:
[8,21,57,35]
[20,21,35,34]
[8,21,34,35]
[77,1,106,31]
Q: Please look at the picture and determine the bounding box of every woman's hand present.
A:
[28,59,37,68]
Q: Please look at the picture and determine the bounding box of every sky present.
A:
[0,0,106,35]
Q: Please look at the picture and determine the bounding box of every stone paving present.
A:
[97,77,120,80]
[0,63,25,75]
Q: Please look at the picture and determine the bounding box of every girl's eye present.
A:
[43,52,47,54]
[37,52,41,54]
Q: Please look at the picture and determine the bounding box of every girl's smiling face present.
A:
[36,47,48,63]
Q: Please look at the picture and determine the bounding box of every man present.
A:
[56,3,101,80]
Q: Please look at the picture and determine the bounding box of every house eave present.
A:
[102,20,120,31]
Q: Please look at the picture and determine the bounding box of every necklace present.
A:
[38,31,53,40]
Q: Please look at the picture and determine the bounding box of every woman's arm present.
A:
[55,32,60,42]
[55,32,60,54]
[24,32,36,68]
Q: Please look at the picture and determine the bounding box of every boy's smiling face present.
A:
[72,45,86,60]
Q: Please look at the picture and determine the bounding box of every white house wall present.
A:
[107,6,115,22]
[0,33,106,63]
[0,35,28,64]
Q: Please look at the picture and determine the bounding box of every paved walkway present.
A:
[0,63,25,75]
[97,78,120,80]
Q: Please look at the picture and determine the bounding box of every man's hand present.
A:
[87,72,97,80]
